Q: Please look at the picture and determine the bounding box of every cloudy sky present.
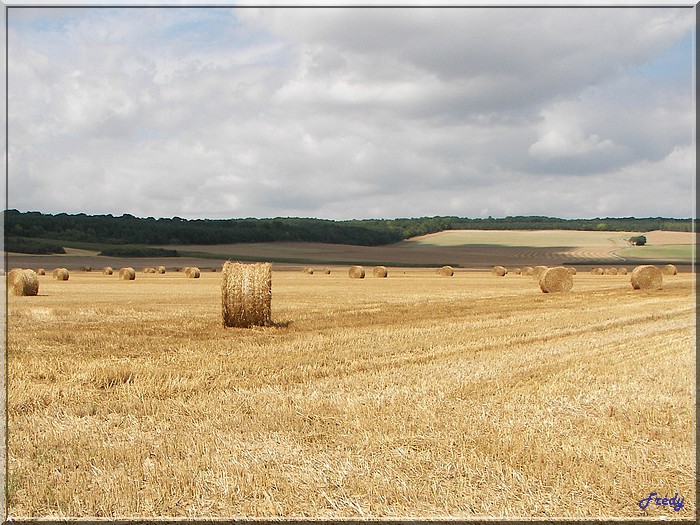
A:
[6,2,696,220]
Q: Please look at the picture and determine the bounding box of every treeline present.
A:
[3,210,693,253]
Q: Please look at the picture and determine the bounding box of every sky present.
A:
[5,2,697,221]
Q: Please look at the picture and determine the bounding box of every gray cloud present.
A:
[7,6,695,220]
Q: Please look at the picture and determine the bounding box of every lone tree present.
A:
[629,235,647,246]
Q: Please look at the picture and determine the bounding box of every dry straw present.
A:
[491,265,507,277]
[157,266,166,274]
[662,264,677,275]
[532,266,548,280]
[118,267,136,281]
[52,268,69,281]
[631,265,663,290]
[373,266,388,278]
[8,269,39,296]
[102,267,114,275]
[348,266,366,279]
[221,261,272,328]
[437,266,454,276]
[521,266,533,276]
[185,267,201,278]
[539,266,574,293]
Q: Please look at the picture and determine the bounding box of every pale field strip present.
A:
[5,269,696,518]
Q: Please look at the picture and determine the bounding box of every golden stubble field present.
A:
[5,267,696,519]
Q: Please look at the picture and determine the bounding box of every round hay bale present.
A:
[185,267,200,278]
[157,266,166,274]
[532,266,548,280]
[491,265,507,277]
[591,267,604,275]
[603,267,618,275]
[221,261,272,328]
[303,267,314,275]
[348,265,365,279]
[436,265,454,276]
[52,268,69,281]
[323,268,331,274]
[539,266,574,293]
[511,268,522,275]
[143,267,157,274]
[118,267,136,281]
[8,269,39,296]
[631,265,663,290]
[521,266,533,276]
[36,268,46,276]
[618,268,628,275]
[373,266,388,278]
[102,266,114,275]
[566,267,577,275]
[662,264,677,276]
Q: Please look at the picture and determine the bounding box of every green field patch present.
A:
[615,244,694,262]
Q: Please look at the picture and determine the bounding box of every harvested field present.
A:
[5,268,694,519]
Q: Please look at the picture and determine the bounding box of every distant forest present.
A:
[3,209,694,254]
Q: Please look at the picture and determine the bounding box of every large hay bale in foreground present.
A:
[185,267,200,278]
[662,264,677,276]
[8,269,39,296]
[521,266,533,276]
[539,266,574,293]
[118,267,136,280]
[52,268,69,281]
[221,261,272,328]
[436,266,454,276]
[631,265,663,290]
[102,266,114,275]
[491,265,507,277]
[532,266,548,280]
[373,266,388,278]
[348,266,365,279]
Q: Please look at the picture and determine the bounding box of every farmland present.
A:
[5,264,695,518]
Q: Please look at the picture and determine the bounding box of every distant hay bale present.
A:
[52,268,69,281]
[323,268,331,274]
[539,266,574,293]
[143,267,157,274]
[631,265,663,290]
[102,266,114,275]
[157,266,166,274]
[436,265,454,276]
[591,267,604,275]
[662,264,677,275]
[181,267,190,273]
[532,266,548,280]
[221,261,272,328]
[118,267,136,280]
[511,268,522,275]
[303,267,314,275]
[36,268,46,275]
[521,266,533,276]
[348,265,365,279]
[373,266,388,278]
[185,267,200,278]
[491,265,507,277]
[603,268,618,275]
[8,269,39,296]
[618,268,628,275]
[79,266,93,272]
[566,267,577,275]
